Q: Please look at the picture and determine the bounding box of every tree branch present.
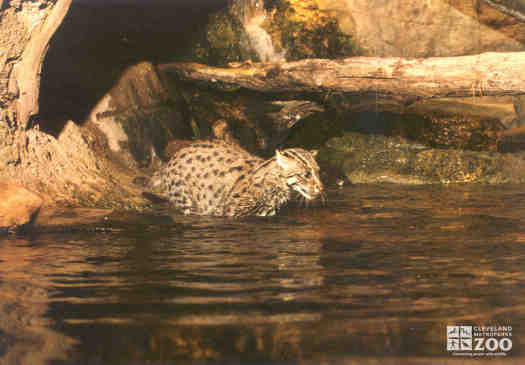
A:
[160,52,525,101]
[12,0,72,128]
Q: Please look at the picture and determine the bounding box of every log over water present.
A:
[160,52,525,102]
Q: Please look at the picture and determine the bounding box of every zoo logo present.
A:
[447,325,513,356]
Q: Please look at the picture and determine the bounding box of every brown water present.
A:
[1,184,524,364]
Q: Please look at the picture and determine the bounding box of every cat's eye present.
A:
[304,171,312,178]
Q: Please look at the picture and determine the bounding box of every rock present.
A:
[87,61,191,168]
[193,0,357,65]
[261,0,358,60]
[32,207,111,232]
[318,0,525,57]
[1,119,154,210]
[0,182,44,233]
[198,0,525,62]
[32,206,177,233]
[318,132,525,185]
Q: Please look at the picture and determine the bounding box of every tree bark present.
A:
[481,0,525,23]
[1,0,72,129]
[160,52,525,102]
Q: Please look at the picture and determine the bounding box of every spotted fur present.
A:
[152,140,323,217]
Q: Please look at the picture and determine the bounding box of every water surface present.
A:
[1,184,524,364]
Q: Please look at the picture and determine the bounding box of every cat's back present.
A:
[158,140,262,215]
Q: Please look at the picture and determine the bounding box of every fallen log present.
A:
[160,52,525,102]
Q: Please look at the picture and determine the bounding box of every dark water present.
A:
[1,184,525,364]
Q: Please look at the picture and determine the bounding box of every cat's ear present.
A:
[275,150,289,169]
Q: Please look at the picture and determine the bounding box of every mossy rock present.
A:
[118,103,191,167]
[262,0,359,60]
[191,9,259,66]
[319,132,525,184]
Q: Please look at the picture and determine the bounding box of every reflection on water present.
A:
[1,184,525,364]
